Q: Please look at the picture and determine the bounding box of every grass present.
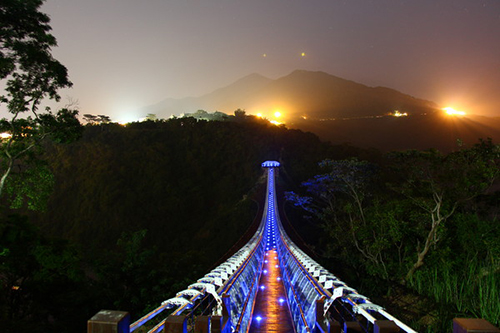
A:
[408,258,500,329]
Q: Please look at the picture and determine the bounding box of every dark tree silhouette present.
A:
[0,0,81,198]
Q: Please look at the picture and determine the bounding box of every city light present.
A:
[393,110,408,117]
[443,107,466,116]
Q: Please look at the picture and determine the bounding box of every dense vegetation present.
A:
[1,117,367,332]
[2,2,499,332]
[0,115,498,332]
[286,139,500,331]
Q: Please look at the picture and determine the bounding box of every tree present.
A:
[82,114,111,125]
[285,159,395,278]
[0,0,82,199]
[287,141,500,282]
[0,0,71,113]
[234,108,246,118]
[146,113,157,121]
[388,139,500,280]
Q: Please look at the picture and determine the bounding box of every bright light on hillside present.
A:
[393,110,408,117]
[0,132,12,139]
[256,113,263,118]
[443,107,466,116]
[274,111,281,118]
[270,120,281,125]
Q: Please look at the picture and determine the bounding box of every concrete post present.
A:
[374,320,401,333]
[221,293,231,332]
[343,321,363,332]
[194,316,210,333]
[88,310,130,333]
[164,315,188,333]
[453,318,500,333]
[211,315,223,333]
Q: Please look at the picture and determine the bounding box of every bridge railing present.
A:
[121,167,275,332]
[261,163,418,332]
[276,213,418,332]
[88,162,499,333]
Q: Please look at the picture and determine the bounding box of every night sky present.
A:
[39,0,500,121]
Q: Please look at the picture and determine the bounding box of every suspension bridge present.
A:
[88,162,499,333]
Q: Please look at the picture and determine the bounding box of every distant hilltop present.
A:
[140,70,440,120]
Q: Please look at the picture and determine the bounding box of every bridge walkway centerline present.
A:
[247,166,296,332]
[247,248,295,332]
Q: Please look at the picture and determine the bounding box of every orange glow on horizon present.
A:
[443,107,466,116]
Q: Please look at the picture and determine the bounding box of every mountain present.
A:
[140,70,439,119]
[139,70,499,152]
[140,73,273,117]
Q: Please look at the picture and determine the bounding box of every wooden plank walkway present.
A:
[248,249,296,333]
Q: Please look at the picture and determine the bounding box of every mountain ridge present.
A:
[139,70,439,119]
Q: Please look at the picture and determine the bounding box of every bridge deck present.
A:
[248,248,295,333]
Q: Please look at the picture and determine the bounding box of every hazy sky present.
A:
[36,0,500,121]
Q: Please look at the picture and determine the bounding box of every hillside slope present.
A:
[141,70,439,119]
